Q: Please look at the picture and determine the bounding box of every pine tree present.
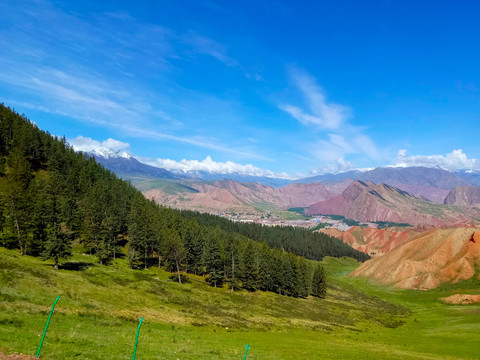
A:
[202,228,224,287]
[161,228,185,283]
[0,147,34,254]
[240,241,259,292]
[42,222,72,270]
[181,218,203,275]
[282,252,299,297]
[30,174,50,255]
[311,264,327,298]
[127,194,150,269]
[257,242,274,291]
[297,258,311,298]
[224,234,241,291]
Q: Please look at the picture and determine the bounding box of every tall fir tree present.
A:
[42,222,72,270]
[240,241,259,292]
[311,264,327,298]
[161,228,185,283]
[202,228,224,287]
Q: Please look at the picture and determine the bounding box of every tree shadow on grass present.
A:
[59,261,96,271]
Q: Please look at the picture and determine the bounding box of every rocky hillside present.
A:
[306,181,480,227]
[350,228,480,289]
[144,180,339,214]
[299,166,469,203]
[321,226,419,256]
[444,186,480,206]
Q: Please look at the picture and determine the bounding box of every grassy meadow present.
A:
[1,248,479,359]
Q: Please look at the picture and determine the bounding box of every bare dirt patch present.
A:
[0,349,37,359]
[440,294,480,305]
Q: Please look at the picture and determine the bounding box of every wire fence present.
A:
[33,296,251,359]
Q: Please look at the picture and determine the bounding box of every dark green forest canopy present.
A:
[0,104,365,297]
[180,211,370,262]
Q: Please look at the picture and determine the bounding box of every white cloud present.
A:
[141,156,293,179]
[394,149,480,171]
[184,33,239,68]
[67,136,290,178]
[279,68,379,174]
[0,2,262,160]
[68,136,130,155]
[280,69,349,130]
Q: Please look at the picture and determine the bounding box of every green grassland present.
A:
[1,248,479,359]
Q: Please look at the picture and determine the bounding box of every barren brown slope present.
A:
[144,179,335,214]
[355,166,469,202]
[322,226,419,256]
[444,186,480,206]
[350,228,480,289]
[201,180,335,208]
[143,186,254,213]
[306,181,480,227]
[272,182,332,208]
[391,184,449,203]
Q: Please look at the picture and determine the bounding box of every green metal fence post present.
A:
[35,296,60,358]
[243,344,250,359]
[132,317,144,360]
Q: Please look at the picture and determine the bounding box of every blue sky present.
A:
[1,0,479,178]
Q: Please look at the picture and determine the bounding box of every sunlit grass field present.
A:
[1,247,479,359]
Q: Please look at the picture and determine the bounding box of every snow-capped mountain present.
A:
[453,169,480,186]
[85,149,292,186]
[86,149,179,179]
[87,148,133,160]
[84,148,480,199]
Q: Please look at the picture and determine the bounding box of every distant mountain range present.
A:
[87,149,180,179]
[87,150,290,186]
[172,170,292,187]
[306,180,480,227]
[89,148,480,188]
[299,166,472,203]
[87,149,480,226]
[143,180,338,214]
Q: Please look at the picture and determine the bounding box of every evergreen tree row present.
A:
[0,104,338,298]
[180,211,370,262]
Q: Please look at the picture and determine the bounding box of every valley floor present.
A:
[1,248,479,359]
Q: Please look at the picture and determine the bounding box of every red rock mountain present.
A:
[321,226,419,256]
[299,166,469,203]
[306,181,480,227]
[144,180,336,214]
[444,186,480,206]
[350,228,480,289]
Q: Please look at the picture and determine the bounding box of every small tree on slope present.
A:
[311,264,327,298]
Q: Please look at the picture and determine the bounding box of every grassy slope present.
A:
[1,248,479,359]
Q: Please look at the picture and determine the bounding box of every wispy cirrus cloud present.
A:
[280,69,350,129]
[279,68,379,173]
[183,33,239,68]
[2,63,265,159]
[0,0,267,160]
